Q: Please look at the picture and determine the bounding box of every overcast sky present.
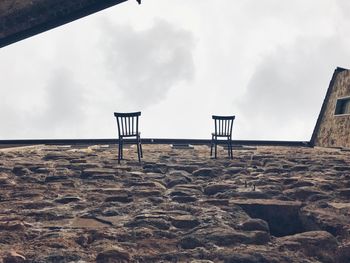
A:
[1,0,350,140]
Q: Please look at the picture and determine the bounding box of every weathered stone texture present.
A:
[0,144,349,262]
[314,69,350,148]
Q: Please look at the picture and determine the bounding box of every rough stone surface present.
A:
[0,144,348,262]
[96,246,130,262]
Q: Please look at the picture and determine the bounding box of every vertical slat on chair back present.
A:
[226,118,232,136]
[114,112,141,136]
[116,116,122,136]
[224,119,227,135]
[212,115,235,136]
[121,116,125,135]
[220,119,223,135]
[229,117,234,136]
[131,116,134,136]
[135,112,141,137]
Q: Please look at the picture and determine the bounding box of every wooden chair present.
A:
[210,115,235,159]
[114,112,143,163]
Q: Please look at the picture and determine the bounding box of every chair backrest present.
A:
[212,115,235,136]
[114,112,141,137]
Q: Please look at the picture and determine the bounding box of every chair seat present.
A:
[212,132,231,137]
[120,132,141,138]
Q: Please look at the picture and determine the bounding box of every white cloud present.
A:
[38,68,87,136]
[99,18,195,108]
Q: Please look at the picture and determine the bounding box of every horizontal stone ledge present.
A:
[0,138,311,147]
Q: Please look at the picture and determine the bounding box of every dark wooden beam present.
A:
[0,0,140,48]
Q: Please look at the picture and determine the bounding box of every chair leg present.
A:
[118,138,121,164]
[120,139,124,160]
[214,136,217,159]
[229,137,233,159]
[210,135,214,157]
[227,137,230,158]
[137,141,141,163]
[139,137,143,158]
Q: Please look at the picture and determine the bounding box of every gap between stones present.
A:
[234,201,331,238]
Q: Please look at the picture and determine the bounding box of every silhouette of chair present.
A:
[114,112,143,163]
[210,115,235,159]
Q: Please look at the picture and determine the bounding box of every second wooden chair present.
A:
[114,112,143,163]
[210,115,235,159]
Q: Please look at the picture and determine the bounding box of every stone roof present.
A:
[0,144,349,262]
[0,0,140,48]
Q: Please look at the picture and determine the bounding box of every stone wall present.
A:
[313,68,350,148]
[0,144,350,262]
